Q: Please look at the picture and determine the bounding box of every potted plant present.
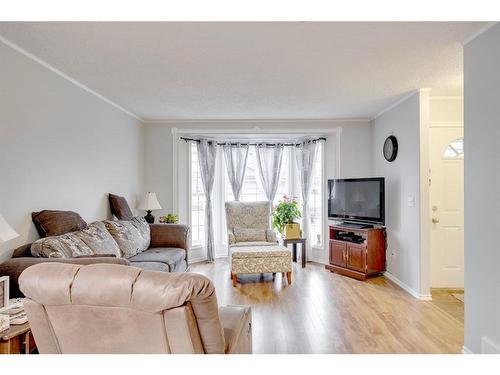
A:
[159,213,179,224]
[272,195,302,239]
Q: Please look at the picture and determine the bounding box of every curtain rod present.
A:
[179,137,327,146]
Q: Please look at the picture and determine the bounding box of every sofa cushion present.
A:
[74,222,121,257]
[129,248,185,272]
[173,260,188,273]
[104,220,145,258]
[233,227,267,243]
[230,244,291,259]
[129,261,169,272]
[230,241,276,248]
[32,210,87,238]
[108,193,134,220]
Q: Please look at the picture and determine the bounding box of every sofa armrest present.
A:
[219,305,252,354]
[149,224,190,250]
[0,256,130,298]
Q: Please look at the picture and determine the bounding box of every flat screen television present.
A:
[328,177,385,225]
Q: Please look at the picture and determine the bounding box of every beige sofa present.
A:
[19,263,252,354]
[225,201,292,286]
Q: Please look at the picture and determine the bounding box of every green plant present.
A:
[159,213,179,224]
[271,195,301,235]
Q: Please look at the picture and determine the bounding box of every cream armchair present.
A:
[225,201,277,246]
[225,201,292,286]
[19,263,252,354]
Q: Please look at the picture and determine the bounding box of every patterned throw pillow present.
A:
[233,227,267,243]
[75,221,121,257]
[130,216,151,251]
[31,222,122,258]
[31,232,94,258]
[104,219,150,258]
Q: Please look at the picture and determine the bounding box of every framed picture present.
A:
[0,276,9,312]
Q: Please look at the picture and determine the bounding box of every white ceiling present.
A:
[0,22,486,121]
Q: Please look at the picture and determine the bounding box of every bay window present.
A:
[189,141,324,254]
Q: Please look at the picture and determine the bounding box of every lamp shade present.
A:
[138,192,162,211]
[0,214,19,243]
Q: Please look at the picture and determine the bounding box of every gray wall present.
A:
[371,93,422,294]
[0,41,144,263]
[464,23,500,354]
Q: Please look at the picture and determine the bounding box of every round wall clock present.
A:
[383,135,398,162]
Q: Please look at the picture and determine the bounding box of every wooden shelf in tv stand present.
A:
[325,225,386,281]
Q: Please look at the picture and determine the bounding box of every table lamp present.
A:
[138,192,162,223]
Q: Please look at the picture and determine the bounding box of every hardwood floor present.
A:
[430,289,464,324]
[191,260,464,354]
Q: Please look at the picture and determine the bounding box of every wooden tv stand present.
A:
[325,224,386,281]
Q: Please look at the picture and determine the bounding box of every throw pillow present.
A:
[104,220,144,258]
[32,210,87,238]
[108,194,134,220]
[233,227,267,243]
[130,216,151,251]
[75,221,121,257]
[31,232,94,258]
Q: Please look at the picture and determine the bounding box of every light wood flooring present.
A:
[191,260,464,354]
[430,289,464,324]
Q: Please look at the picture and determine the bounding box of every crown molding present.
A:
[462,22,498,46]
[142,117,370,124]
[0,34,143,121]
[172,126,342,135]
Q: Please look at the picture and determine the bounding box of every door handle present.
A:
[432,217,440,224]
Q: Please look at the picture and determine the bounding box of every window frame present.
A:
[188,142,204,249]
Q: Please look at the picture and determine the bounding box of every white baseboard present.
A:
[384,271,432,301]
[462,345,473,354]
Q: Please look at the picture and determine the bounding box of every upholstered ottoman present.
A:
[230,244,292,286]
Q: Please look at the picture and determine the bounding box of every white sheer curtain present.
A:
[255,143,284,202]
[295,140,320,254]
[223,143,249,201]
[196,139,218,262]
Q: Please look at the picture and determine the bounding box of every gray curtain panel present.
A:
[223,143,249,201]
[197,139,218,262]
[295,140,319,253]
[255,143,284,202]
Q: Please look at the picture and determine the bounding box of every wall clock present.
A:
[383,135,398,162]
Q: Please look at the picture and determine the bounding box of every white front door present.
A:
[430,127,464,288]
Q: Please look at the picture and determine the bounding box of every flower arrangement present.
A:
[271,195,302,236]
[159,213,179,224]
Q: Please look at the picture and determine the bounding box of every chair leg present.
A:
[286,272,292,284]
[231,273,237,287]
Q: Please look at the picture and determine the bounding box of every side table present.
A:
[283,238,307,268]
[0,322,36,354]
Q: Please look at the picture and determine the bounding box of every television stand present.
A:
[340,221,374,229]
[326,225,386,281]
